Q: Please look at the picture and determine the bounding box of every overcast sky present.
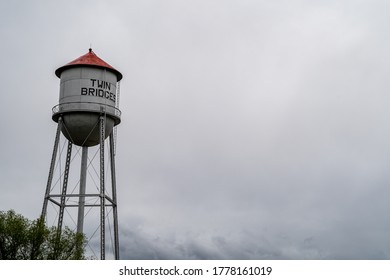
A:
[1,0,390,259]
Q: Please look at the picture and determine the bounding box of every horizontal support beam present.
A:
[47,195,116,207]
[58,204,114,208]
[48,194,115,204]
[48,198,61,207]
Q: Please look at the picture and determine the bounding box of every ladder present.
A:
[113,81,121,155]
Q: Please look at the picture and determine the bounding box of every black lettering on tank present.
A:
[81,80,115,102]
[110,92,116,102]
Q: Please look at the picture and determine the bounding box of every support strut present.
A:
[110,132,120,259]
[99,115,106,260]
[77,146,88,234]
[57,141,73,232]
[41,117,63,219]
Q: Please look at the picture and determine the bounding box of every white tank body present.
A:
[52,49,122,147]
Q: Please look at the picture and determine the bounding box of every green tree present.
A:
[0,210,86,260]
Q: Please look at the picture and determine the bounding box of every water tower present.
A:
[41,49,122,259]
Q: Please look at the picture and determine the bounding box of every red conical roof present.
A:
[55,48,122,81]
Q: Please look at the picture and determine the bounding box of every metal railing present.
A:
[52,102,121,118]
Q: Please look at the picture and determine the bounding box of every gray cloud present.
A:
[1,0,390,259]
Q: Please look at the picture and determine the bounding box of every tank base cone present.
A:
[61,113,115,147]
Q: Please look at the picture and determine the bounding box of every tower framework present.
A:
[41,49,122,260]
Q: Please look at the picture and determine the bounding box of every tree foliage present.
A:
[0,210,86,260]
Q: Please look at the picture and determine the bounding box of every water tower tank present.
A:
[52,48,122,147]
